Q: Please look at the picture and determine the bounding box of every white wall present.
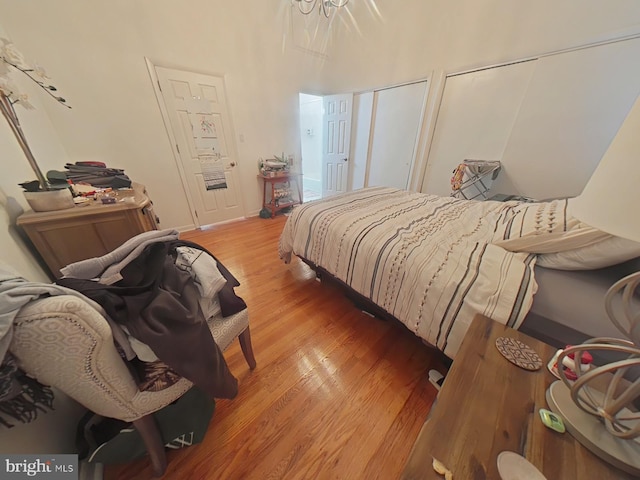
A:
[0,26,69,283]
[323,0,640,93]
[0,0,330,229]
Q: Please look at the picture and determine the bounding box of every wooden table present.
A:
[401,315,634,480]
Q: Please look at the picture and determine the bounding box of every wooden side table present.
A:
[258,172,302,218]
[401,315,634,480]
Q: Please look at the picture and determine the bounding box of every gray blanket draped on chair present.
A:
[0,264,106,427]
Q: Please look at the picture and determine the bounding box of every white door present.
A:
[322,93,353,197]
[154,66,244,227]
[367,81,428,190]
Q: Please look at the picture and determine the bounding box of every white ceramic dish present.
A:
[497,451,547,480]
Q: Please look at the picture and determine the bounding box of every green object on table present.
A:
[539,408,566,433]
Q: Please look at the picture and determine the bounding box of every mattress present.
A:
[529,258,640,339]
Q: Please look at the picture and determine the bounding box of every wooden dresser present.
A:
[401,315,634,480]
[17,184,158,279]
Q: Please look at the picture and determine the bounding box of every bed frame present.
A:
[300,255,640,357]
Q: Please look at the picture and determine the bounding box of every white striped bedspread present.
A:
[278,187,538,358]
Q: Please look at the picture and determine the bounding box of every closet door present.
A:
[421,60,537,197]
[422,37,640,200]
[367,81,428,190]
[350,92,374,191]
[495,37,640,199]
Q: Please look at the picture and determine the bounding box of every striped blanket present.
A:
[279,187,538,358]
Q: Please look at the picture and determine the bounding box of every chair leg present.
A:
[239,326,257,370]
[133,414,167,477]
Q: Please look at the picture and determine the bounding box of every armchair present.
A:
[10,293,255,476]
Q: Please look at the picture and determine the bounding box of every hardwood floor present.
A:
[105,215,447,480]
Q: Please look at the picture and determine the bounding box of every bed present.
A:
[279,187,640,358]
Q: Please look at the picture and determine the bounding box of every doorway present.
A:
[298,93,353,201]
[298,93,323,202]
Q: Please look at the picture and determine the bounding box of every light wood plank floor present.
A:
[106,215,447,480]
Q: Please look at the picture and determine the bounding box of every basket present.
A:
[24,188,75,212]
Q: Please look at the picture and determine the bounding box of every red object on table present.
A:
[565,346,593,364]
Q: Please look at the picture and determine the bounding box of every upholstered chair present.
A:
[10,294,256,476]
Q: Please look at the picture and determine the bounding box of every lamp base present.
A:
[546,380,640,477]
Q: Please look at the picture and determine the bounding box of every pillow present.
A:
[493,199,640,270]
[537,236,640,270]
[494,198,576,243]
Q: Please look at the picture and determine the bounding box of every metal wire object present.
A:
[450,159,502,200]
[556,271,640,439]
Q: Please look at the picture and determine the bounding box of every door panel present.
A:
[155,66,244,226]
[323,93,353,197]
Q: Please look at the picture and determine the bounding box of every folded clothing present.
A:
[64,163,132,188]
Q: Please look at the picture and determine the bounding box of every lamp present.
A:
[546,92,640,476]
[292,0,350,18]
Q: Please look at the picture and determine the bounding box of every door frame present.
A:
[145,58,197,227]
[145,58,245,228]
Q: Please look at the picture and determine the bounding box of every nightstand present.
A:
[401,315,634,479]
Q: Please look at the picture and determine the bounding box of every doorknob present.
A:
[229,162,236,167]
[343,158,348,162]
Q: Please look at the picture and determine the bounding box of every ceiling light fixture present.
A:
[292,0,350,18]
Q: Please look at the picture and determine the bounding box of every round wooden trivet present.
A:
[495,337,542,371]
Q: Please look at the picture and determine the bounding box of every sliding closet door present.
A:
[421,60,537,197]
[350,92,374,191]
[495,37,640,199]
[367,81,428,190]
[422,36,640,200]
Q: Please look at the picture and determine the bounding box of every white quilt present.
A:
[279,187,538,358]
